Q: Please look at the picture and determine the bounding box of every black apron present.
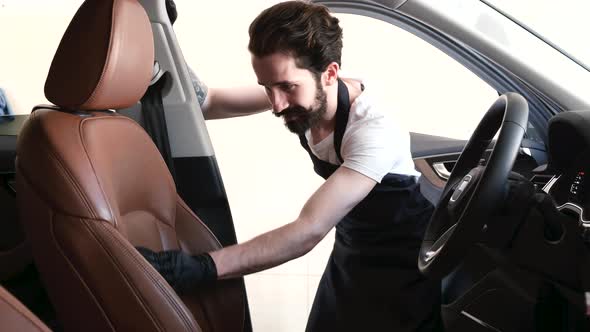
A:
[302,80,441,332]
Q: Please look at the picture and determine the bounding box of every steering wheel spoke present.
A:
[423,222,458,263]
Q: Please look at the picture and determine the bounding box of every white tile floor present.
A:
[245,274,309,332]
[245,232,334,332]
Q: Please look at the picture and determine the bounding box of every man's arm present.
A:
[210,166,377,279]
[187,66,270,120]
[202,86,271,120]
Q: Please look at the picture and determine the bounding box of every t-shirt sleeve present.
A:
[340,114,411,183]
[187,66,209,108]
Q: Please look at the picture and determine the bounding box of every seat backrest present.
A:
[0,286,51,332]
[15,0,245,331]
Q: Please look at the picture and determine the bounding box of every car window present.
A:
[484,0,589,69]
[337,13,500,140]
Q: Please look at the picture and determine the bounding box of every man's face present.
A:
[252,52,327,135]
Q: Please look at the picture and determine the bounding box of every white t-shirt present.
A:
[305,81,420,183]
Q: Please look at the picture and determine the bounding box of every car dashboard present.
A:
[547,153,590,220]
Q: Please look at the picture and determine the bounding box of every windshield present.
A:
[483,0,589,70]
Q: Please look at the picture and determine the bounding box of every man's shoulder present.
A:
[346,92,410,148]
[348,91,390,126]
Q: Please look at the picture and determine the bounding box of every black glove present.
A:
[136,247,217,294]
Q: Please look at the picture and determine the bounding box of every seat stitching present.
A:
[97,221,198,331]
[33,135,98,219]
[18,164,101,221]
[18,171,115,330]
[78,118,117,223]
[93,221,198,332]
[26,111,97,218]
[82,220,166,331]
[79,115,177,227]
[48,215,116,330]
[177,199,222,249]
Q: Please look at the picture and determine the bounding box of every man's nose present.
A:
[270,93,289,113]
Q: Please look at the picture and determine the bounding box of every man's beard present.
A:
[274,81,327,135]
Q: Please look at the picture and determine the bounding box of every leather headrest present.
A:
[45,0,154,110]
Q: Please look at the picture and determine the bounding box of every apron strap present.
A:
[334,79,351,163]
[333,79,351,163]
[299,78,353,164]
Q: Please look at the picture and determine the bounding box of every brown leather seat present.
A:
[15,0,245,331]
[0,286,51,332]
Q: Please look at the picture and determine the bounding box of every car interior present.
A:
[0,0,588,331]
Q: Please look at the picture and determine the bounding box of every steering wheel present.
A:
[418,93,529,277]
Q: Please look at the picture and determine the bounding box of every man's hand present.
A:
[136,247,218,294]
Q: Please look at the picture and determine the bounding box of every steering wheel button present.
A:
[450,176,472,203]
[458,179,469,191]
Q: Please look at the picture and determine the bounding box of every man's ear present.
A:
[323,62,340,86]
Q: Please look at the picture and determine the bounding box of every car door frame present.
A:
[134,1,253,330]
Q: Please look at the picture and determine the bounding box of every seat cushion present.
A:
[0,287,51,332]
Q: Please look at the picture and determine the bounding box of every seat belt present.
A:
[140,61,177,182]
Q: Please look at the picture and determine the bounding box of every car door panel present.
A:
[411,132,545,205]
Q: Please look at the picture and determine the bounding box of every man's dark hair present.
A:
[165,0,178,25]
[248,1,343,75]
